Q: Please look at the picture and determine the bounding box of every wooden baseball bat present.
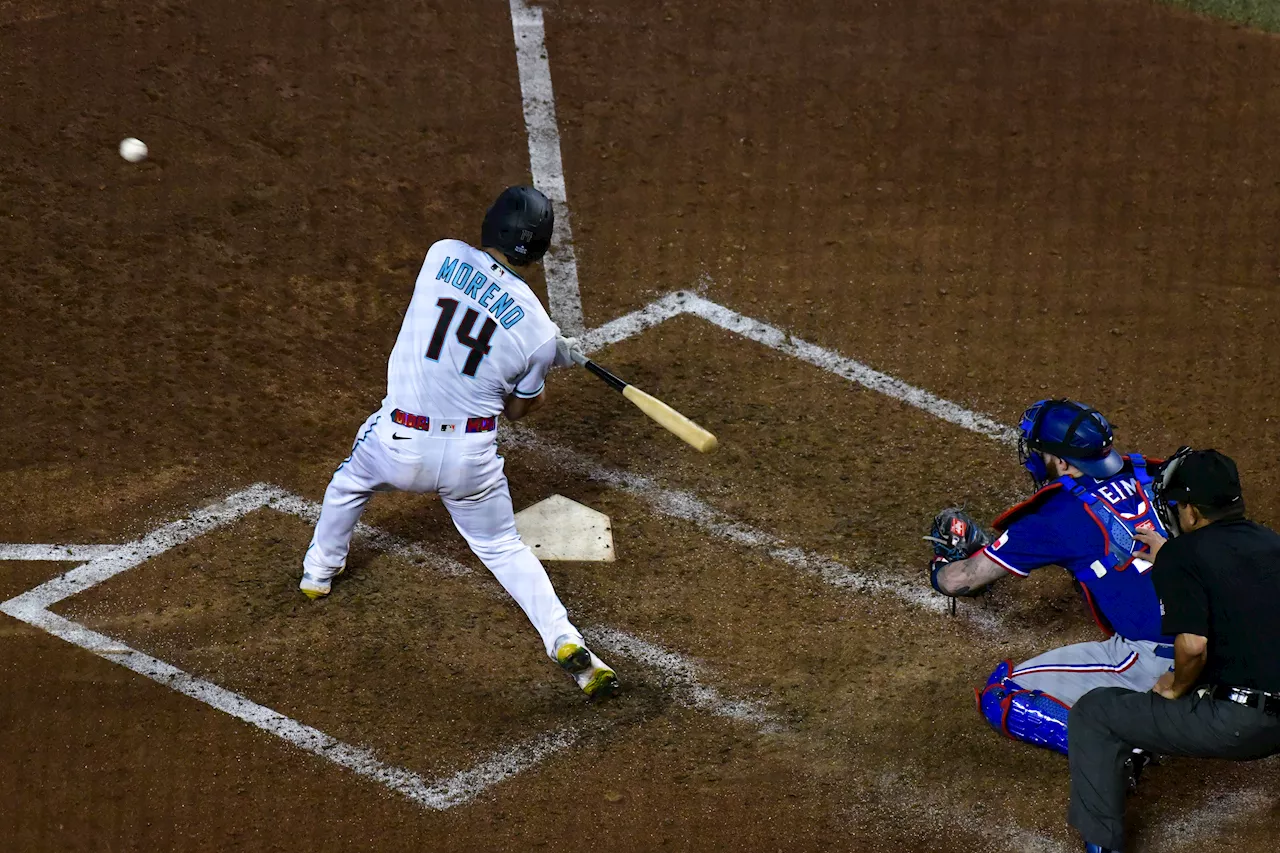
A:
[570,350,718,453]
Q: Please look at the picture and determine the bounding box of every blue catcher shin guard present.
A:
[976,660,1071,755]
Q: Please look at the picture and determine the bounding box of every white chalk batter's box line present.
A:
[581,289,1017,444]
[0,297,1242,851]
[0,288,1233,853]
[0,483,781,813]
[0,282,1057,840]
[0,285,1031,815]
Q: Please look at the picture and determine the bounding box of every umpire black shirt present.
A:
[1152,519,1280,692]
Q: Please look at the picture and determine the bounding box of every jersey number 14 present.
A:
[425,298,496,377]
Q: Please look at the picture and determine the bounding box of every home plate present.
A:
[515,495,615,562]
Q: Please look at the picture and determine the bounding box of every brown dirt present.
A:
[3,0,1279,851]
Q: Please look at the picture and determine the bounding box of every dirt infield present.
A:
[3,0,1279,851]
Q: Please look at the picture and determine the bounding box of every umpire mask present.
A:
[1153,447,1244,538]
[1153,446,1195,537]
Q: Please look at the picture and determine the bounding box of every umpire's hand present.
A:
[1151,671,1178,700]
[1135,527,1168,560]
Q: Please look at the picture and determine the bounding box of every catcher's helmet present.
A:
[1017,399,1123,486]
[481,186,553,266]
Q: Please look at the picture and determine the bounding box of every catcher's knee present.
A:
[976,659,1071,756]
[975,659,1014,732]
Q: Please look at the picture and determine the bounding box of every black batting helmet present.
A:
[481,186,554,266]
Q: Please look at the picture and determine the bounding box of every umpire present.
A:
[1066,448,1280,853]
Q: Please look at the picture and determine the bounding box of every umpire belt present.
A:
[390,408,496,436]
[1208,685,1280,717]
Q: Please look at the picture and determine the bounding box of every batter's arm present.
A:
[936,552,1008,597]
[506,336,556,421]
[504,390,545,421]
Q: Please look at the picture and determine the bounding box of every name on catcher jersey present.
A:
[383,240,558,418]
[982,470,1172,644]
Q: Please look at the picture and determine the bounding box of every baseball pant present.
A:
[1009,635,1172,705]
[1068,687,1280,850]
[304,409,581,658]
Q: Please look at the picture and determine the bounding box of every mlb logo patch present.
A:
[439,423,457,434]
[991,531,1010,552]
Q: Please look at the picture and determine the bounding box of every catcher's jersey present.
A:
[382,240,557,419]
[982,464,1173,644]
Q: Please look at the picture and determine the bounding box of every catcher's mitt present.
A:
[925,507,993,564]
[925,507,993,604]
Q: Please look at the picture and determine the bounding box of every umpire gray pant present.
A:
[1067,687,1280,850]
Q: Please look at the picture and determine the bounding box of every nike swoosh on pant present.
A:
[392,433,410,440]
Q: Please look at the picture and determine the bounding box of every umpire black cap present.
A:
[1164,449,1243,508]
[481,186,554,267]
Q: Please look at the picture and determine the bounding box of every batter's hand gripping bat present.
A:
[569,350,718,454]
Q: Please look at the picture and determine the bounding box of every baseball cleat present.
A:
[554,635,592,674]
[577,659,620,700]
[1124,749,1156,794]
[553,635,620,700]
[299,567,344,600]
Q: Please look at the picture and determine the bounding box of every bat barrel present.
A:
[622,386,718,453]
[572,350,718,453]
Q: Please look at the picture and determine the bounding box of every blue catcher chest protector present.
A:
[977,450,1169,755]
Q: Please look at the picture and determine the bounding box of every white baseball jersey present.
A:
[303,238,581,660]
[383,239,558,419]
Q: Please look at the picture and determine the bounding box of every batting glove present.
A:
[554,335,584,368]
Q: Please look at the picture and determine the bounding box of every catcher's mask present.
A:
[1017,399,1124,487]
[481,185,554,267]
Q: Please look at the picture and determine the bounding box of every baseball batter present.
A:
[926,399,1173,759]
[300,186,618,700]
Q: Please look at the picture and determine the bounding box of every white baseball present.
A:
[119,137,148,163]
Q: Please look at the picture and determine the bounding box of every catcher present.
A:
[926,399,1173,757]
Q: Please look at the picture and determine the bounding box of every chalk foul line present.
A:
[679,294,1019,445]
[577,290,1017,446]
[579,290,693,353]
[590,626,781,733]
[2,599,576,811]
[1,486,785,813]
[504,425,1004,632]
[264,492,784,731]
[3,484,285,611]
[0,544,123,561]
[265,492,474,578]
[0,485,572,812]
[509,0,583,335]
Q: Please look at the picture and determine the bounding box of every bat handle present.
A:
[567,347,626,392]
